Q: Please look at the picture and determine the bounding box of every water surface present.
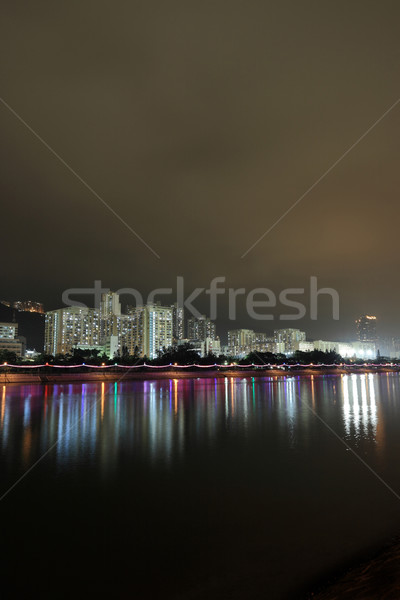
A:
[2,374,400,598]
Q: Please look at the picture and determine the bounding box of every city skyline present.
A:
[6,284,400,363]
[3,289,399,349]
[38,289,390,359]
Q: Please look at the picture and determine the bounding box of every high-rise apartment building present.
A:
[100,292,121,338]
[45,293,175,360]
[100,292,121,319]
[44,307,101,355]
[274,329,306,353]
[171,303,184,343]
[0,322,26,357]
[45,293,125,357]
[0,322,18,339]
[146,304,173,358]
[253,332,276,353]
[204,337,221,356]
[187,315,216,341]
[227,329,255,356]
[355,315,377,343]
[122,303,173,359]
[227,330,284,356]
[116,314,138,356]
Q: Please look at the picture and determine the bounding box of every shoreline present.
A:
[1,366,399,385]
[305,536,400,599]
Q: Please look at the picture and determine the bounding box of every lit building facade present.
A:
[253,332,277,353]
[356,315,377,343]
[0,322,18,339]
[116,314,141,356]
[1,300,44,314]
[0,322,26,357]
[171,303,184,343]
[100,292,121,338]
[45,294,173,359]
[227,331,281,357]
[351,341,376,359]
[272,342,286,354]
[293,341,315,352]
[44,307,101,355]
[73,335,119,359]
[303,340,376,359]
[227,329,255,356]
[187,315,216,341]
[274,329,306,353]
[177,337,221,357]
[313,340,341,353]
[126,304,173,359]
[204,337,221,356]
[146,304,173,358]
[13,300,44,314]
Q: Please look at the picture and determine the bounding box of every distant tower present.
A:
[171,303,184,343]
[100,292,121,338]
[355,315,377,342]
[100,292,121,319]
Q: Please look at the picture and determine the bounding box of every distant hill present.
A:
[0,304,45,351]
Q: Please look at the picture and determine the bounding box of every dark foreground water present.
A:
[1,374,400,599]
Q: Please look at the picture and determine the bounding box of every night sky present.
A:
[1,1,399,341]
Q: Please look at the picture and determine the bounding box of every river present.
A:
[1,373,400,598]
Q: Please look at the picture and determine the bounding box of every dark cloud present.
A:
[1,0,400,341]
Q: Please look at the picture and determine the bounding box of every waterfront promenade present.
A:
[1,365,399,385]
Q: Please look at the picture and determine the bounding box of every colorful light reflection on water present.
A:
[1,374,400,598]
